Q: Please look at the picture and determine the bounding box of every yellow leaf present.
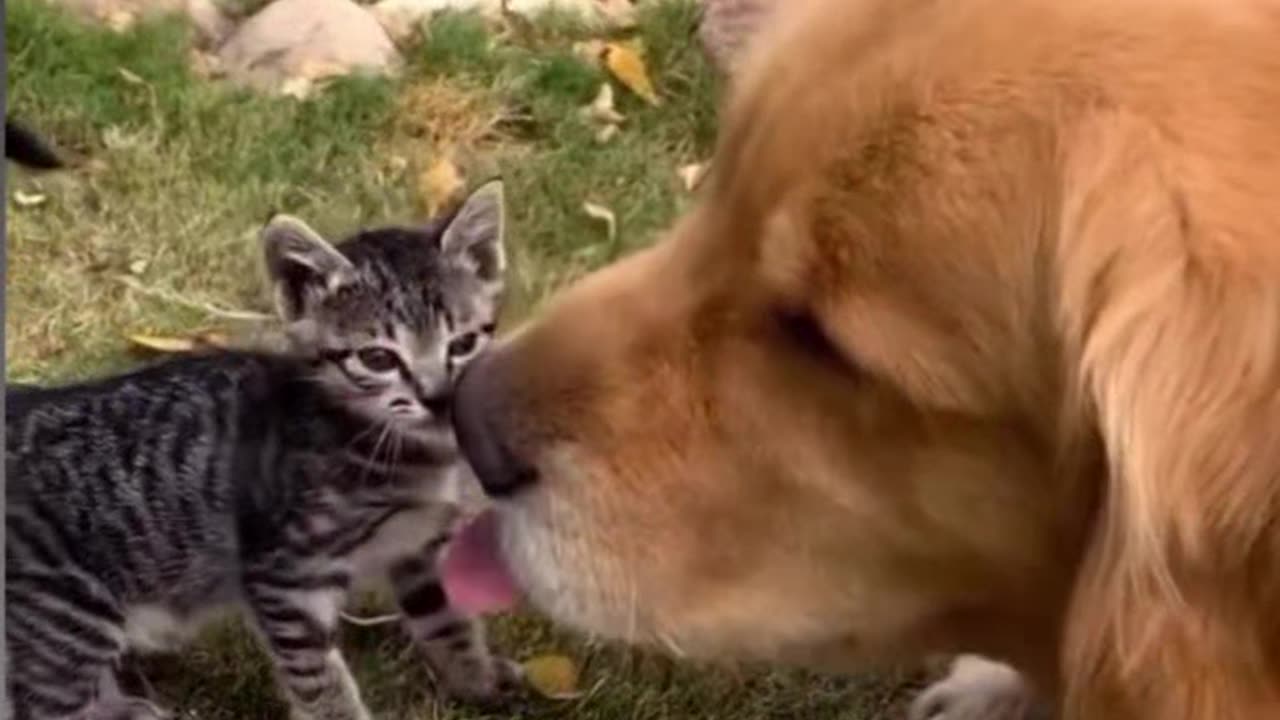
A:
[418,156,465,216]
[13,190,47,208]
[582,201,617,243]
[127,330,229,355]
[127,334,198,354]
[603,41,660,106]
[521,654,581,699]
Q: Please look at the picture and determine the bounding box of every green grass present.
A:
[5,0,922,717]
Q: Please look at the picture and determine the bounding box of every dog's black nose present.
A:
[453,349,539,498]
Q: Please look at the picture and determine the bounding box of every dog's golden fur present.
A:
[459,0,1280,716]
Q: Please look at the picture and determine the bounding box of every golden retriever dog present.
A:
[442,0,1280,717]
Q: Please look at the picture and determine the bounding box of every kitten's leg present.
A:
[908,655,1055,720]
[86,665,170,720]
[3,575,140,720]
[108,654,160,708]
[243,574,371,720]
[389,543,522,704]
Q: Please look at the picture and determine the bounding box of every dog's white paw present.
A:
[908,655,1051,720]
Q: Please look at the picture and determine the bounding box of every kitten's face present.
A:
[262,182,506,438]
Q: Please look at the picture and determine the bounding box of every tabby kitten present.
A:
[5,181,518,720]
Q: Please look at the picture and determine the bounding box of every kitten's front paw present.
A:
[438,656,525,706]
[908,655,1053,720]
[493,656,526,695]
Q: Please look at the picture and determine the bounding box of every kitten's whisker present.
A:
[340,418,384,454]
[374,429,394,481]
[353,421,390,487]
[379,421,404,470]
[388,430,404,478]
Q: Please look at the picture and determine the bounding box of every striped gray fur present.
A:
[4,182,517,720]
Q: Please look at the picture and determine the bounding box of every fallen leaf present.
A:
[580,83,625,125]
[677,161,709,191]
[117,67,145,85]
[127,330,229,355]
[582,201,617,243]
[595,123,620,144]
[127,334,198,354]
[419,156,466,215]
[521,654,581,699]
[580,84,625,144]
[13,190,47,208]
[603,40,659,106]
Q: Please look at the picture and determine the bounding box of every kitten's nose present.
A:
[453,349,539,498]
[421,392,451,418]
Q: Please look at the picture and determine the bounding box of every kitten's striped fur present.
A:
[4,182,517,720]
[5,118,64,170]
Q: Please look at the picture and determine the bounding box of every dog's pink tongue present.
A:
[442,511,520,615]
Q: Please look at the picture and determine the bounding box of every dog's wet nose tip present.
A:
[454,350,539,498]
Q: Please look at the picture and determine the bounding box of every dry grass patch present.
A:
[381,77,523,215]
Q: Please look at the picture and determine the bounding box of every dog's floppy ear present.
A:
[1056,115,1280,718]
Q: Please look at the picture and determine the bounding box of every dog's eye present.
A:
[356,346,401,373]
[775,308,856,375]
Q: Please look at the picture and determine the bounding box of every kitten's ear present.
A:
[440,180,506,294]
[261,214,354,321]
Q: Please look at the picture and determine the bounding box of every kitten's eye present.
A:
[447,332,480,357]
[356,347,401,373]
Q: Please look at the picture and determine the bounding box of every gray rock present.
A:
[217,0,401,94]
[186,0,234,47]
[367,0,634,43]
[45,0,233,48]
